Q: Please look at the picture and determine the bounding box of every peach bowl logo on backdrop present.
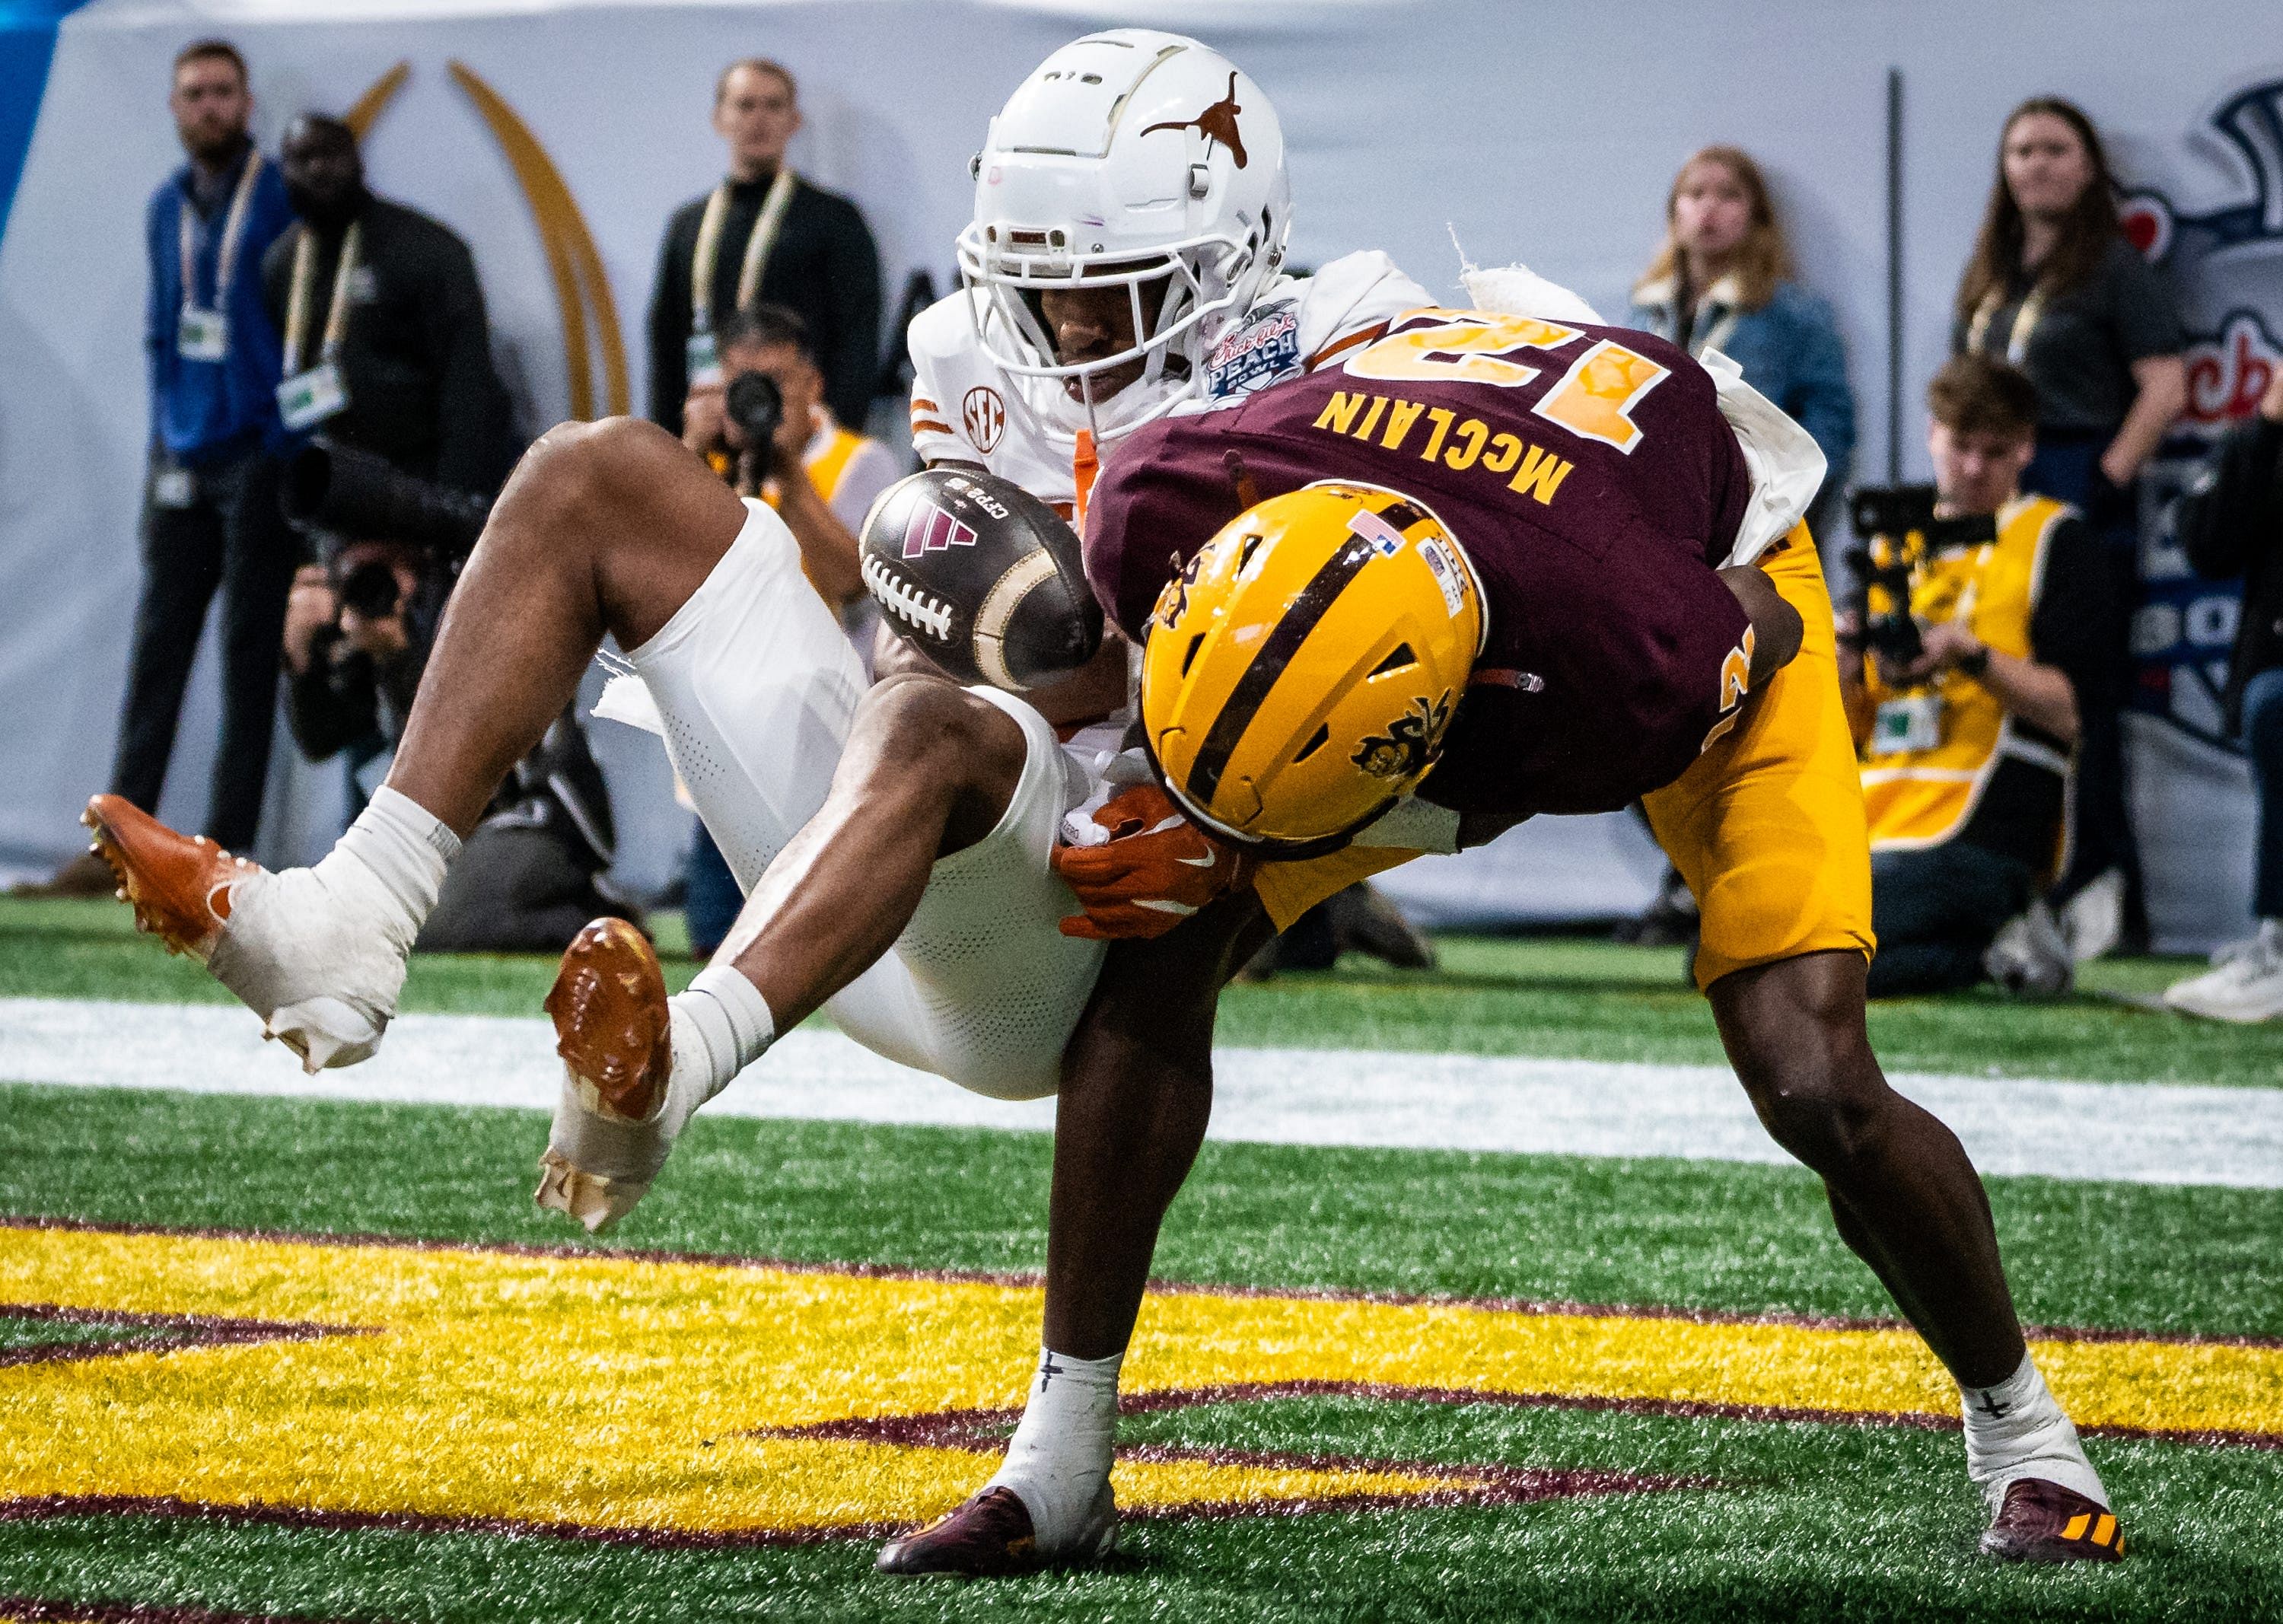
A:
[2119,78,2283,431]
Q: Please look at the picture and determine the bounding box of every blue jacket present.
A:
[1629,275,1856,493]
[145,147,296,463]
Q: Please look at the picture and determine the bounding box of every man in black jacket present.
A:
[262,113,518,497]
[2165,364,2283,1021]
[647,59,882,435]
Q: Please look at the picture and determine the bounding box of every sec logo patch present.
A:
[962,387,1006,453]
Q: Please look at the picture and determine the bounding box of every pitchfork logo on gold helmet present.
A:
[1140,482,1483,852]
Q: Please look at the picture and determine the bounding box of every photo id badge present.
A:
[177,307,229,361]
[686,330,721,387]
[276,361,349,431]
[1871,694,1944,756]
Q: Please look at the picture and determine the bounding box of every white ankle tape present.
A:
[991,1348,1122,1550]
[1960,1352,2107,1511]
[673,966,776,1102]
[330,788,457,949]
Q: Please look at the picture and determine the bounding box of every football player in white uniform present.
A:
[906,28,1430,520]
[84,26,1431,1579]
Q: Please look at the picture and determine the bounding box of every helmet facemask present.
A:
[956,215,1275,447]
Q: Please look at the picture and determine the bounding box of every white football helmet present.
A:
[956,30,1291,444]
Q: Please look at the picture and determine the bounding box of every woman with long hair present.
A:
[1632,146,1855,518]
[1622,147,1857,951]
[1954,97,2186,954]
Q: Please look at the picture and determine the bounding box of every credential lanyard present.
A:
[1966,285,2046,365]
[282,221,364,371]
[177,150,265,316]
[689,167,798,333]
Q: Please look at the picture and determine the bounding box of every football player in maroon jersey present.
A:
[884,306,2120,1573]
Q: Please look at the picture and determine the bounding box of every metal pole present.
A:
[1887,66,1905,482]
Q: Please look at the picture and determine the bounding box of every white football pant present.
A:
[622,498,1106,1101]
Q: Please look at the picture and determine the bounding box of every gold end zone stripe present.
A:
[2,1223,2277,1544]
[1185,532,1378,806]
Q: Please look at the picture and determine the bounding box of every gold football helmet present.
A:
[1140,482,1484,852]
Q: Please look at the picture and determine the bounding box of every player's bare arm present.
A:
[1718,562,1804,686]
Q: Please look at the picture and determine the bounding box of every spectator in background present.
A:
[648,59,882,438]
[1842,356,2111,998]
[263,111,517,814]
[263,114,517,498]
[1620,144,1856,950]
[35,40,299,894]
[675,303,901,955]
[2162,365,2283,1021]
[1952,96,2187,958]
[1630,145,1855,537]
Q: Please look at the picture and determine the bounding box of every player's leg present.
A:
[875,889,1272,1577]
[1647,528,2119,1563]
[89,418,747,1068]
[537,675,1048,1231]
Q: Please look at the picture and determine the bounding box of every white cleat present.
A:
[85,794,407,1072]
[2162,921,2283,1024]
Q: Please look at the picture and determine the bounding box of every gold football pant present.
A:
[1642,527,1877,989]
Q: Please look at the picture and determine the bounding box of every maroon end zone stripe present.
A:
[3,1214,2274,1353]
[0,1302,368,1368]
[750,1380,2283,1455]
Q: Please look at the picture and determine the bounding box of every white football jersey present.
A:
[908,250,1434,517]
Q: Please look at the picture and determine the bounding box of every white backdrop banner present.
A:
[2,0,2275,941]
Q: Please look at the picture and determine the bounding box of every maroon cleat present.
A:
[1981,1478,2125,1563]
[875,1485,1115,1578]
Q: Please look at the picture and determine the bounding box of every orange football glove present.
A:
[1052,785,1256,940]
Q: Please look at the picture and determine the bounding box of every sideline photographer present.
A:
[2161,364,2283,1022]
[1841,355,2113,996]
[681,302,899,607]
[280,438,636,951]
[676,304,900,954]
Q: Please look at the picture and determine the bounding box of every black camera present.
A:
[1842,485,1997,673]
[283,438,491,559]
[727,370,784,448]
[334,557,404,621]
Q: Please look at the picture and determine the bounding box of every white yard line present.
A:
[2,998,2279,1190]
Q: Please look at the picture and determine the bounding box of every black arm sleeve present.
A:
[2176,416,2283,582]
[425,233,517,496]
[819,197,883,430]
[647,207,697,435]
[286,641,380,763]
[2027,514,2120,705]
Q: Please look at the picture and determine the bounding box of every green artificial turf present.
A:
[3,1084,2278,1338]
[2,1357,2277,1622]
[4,896,2280,1622]
[3,896,2276,1086]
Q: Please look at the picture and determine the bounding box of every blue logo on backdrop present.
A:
[2119,78,2283,744]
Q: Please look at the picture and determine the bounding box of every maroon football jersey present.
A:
[1084,309,1759,816]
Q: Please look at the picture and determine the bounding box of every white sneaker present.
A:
[2163,921,2283,1024]
[1985,901,2074,998]
[86,794,408,1072]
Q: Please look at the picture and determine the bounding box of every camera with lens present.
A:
[283,438,492,560]
[1843,485,1997,677]
[333,554,406,621]
[726,369,784,451]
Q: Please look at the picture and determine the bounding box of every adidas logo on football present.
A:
[902,502,978,561]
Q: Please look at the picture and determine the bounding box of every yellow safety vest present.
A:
[1858,494,2075,856]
